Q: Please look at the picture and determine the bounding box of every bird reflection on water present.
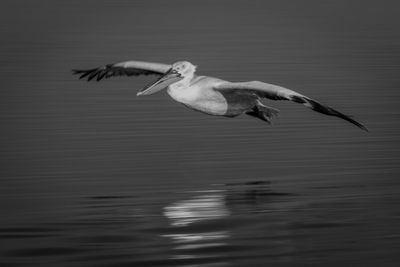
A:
[3,178,383,266]
[164,190,230,226]
[161,181,296,266]
[162,190,231,265]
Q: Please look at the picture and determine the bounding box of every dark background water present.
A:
[1,0,400,266]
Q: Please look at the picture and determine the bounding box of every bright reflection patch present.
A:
[163,190,230,227]
[162,190,231,264]
[162,231,230,244]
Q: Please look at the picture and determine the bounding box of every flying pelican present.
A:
[73,60,367,131]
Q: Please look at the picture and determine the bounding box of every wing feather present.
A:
[216,81,368,131]
[72,60,171,81]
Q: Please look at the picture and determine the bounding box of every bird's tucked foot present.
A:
[246,104,279,124]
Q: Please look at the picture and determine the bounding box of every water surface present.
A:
[1,1,400,266]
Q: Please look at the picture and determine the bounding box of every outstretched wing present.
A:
[72,60,171,81]
[216,81,368,131]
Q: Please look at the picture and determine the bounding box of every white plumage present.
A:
[73,60,367,131]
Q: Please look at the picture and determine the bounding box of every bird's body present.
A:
[168,76,228,116]
[73,60,367,131]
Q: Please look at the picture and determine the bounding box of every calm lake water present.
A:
[1,1,400,266]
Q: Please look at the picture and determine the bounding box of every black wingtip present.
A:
[72,68,99,81]
[354,121,369,132]
[72,69,89,79]
[292,96,369,132]
[313,100,369,132]
[72,69,84,75]
[345,116,369,132]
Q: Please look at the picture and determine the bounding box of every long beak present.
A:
[137,69,182,96]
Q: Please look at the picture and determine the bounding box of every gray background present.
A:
[1,1,399,266]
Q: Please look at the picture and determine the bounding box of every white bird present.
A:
[73,60,367,131]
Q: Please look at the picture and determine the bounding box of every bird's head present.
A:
[171,61,197,77]
[137,61,196,96]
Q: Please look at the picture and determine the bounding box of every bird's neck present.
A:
[169,72,195,90]
[167,72,198,103]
